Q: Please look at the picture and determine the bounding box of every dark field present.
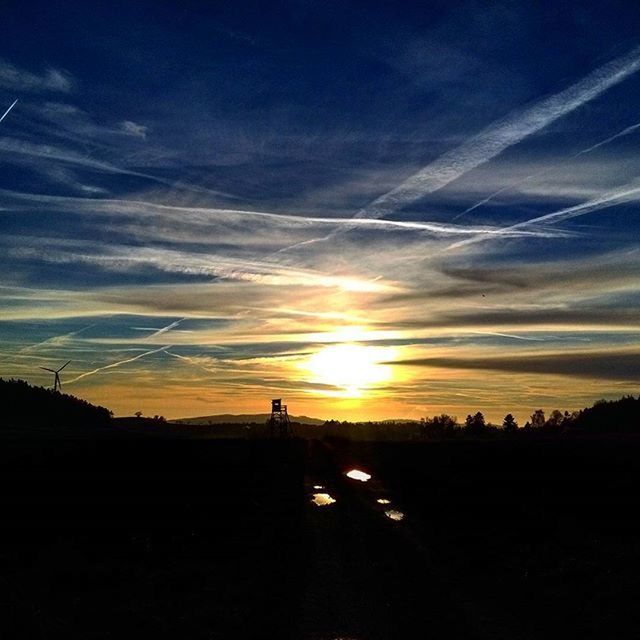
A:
[1,433,639,638]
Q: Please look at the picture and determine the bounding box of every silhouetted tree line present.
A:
[417,395,640,439]
[1,378,112,430]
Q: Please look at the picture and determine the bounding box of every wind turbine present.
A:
[40,361,70,392]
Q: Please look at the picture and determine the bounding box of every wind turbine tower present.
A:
[40,361,71,392]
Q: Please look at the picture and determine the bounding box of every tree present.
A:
[134,411,143,419]
[546,409,564,429]
[502,413,518,433]
[530,409,546,428]
[465,412,485,433]
[421,414,457,438]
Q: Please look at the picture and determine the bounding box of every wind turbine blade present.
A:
[40,367,56,372]
[57,360,71,372]
[0,98,18,124]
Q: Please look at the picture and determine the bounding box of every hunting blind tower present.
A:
[268,398,292,437]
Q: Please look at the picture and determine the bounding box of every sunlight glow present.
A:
[303,342,396,398]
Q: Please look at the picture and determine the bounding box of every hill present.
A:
[0,378,112,433]
[571,395,640,433]
[173,412,325,425]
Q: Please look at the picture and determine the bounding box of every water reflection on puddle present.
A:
[312,493,337,506]
[384,509,405,521]
[377,498,391,505]
[345,469,371,482]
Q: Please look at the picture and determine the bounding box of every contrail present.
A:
[356,45,640,221]
[0,190,575,238]
[452,119,640,221]
[65,345,169,384]
[467,330,546,342]
[575,121,640,156]
[0,99,18,123]
[446,181,640,252]
[144,318,185,339]
[164,350,218,374]
[279,45,640,254]
[20,323,95,353]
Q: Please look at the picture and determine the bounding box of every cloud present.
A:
[0,59,73,92]
[391,349,640,382]
[355,45,640,221]
[5,237,394,293]
[120,120,148,139]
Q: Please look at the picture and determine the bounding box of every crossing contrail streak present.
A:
[0,99,18,123]
[445,181,640,252]
[452,119,640,221]
[164,350,218,374]
[278,45,640,254]
[65,345,170,384]
[356,46,640,221]
[20,323,95,353]
[145,318,185,339]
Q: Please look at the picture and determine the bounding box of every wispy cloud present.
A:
[392,349,640,382]
[0,59,73,93]
[119,120,148,139]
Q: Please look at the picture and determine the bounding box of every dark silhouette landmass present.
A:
[1,379,640,637]
[1,378,111,432]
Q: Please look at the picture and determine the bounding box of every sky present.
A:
[1,0,639,423]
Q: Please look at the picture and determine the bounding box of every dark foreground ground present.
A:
[1,434,639,639]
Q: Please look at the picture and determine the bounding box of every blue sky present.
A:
[1,1,639,421]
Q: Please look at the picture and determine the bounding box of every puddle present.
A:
[377,498,391,505]
[384,509,405,521]
[345,469,371,482]
[312,493,337,507]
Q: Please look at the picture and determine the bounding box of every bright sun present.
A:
[303,343,396,398]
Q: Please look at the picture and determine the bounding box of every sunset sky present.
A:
[1,1,639,423]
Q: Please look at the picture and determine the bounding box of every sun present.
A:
[302,343,396,398]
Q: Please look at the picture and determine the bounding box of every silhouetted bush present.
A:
[1,378,112,431]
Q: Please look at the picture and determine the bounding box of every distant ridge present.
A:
[172,413,325,426]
